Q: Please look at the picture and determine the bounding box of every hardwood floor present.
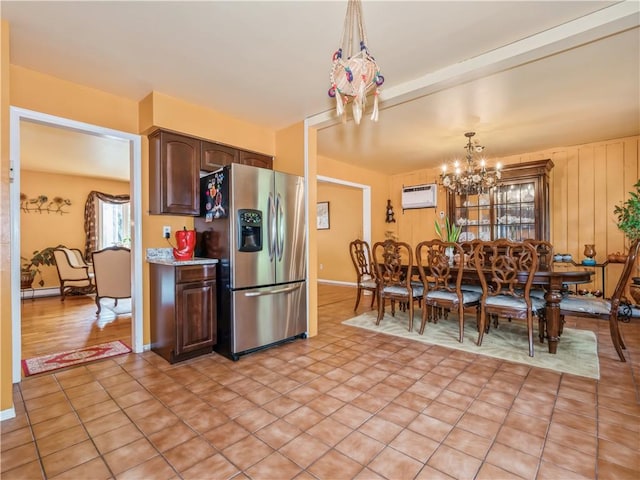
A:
[21,294,131,360]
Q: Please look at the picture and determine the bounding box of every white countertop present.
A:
[146,247,218,266]
[147,257,218,266]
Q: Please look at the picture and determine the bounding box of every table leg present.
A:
[545,280,564,354]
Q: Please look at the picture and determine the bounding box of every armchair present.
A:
[53,247,95,301]
[91,246,131,315]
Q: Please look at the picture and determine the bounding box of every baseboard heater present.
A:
[402,183,437,210]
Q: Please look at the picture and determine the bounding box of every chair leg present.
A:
[60,285,65,302]
[609,314,627,362]
[527,314,534,357]
[408,299,414,332]
[376,297,385,325]
[354,287,362,311]
[477,309,486,346]
[458,305,464,343]
[95,295,102,315]
[538,313,546,343]
[369,289,376,309]
[419,303,428,335]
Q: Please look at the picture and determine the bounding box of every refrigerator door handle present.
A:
[243,283,302,297]
[267,193,276,261]
[276,193,284,261]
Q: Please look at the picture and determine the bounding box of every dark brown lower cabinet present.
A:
[150,262,217,363]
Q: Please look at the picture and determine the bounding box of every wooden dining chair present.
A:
[524,239,554,271]
[373,239,423,332]
[520,239,554,340]
[415,240,481,342]
[349,239,378,311]
[474,240,545,357]
[558,239,640,362]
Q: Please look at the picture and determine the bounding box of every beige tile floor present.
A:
[2,285,639,479]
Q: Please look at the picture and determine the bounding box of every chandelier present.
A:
[440,132,502,195]
[328,0,384,124]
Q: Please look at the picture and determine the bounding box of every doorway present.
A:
[317,175,371,286]
[10,107,143,383]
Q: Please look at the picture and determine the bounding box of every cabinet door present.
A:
[239,150,273,169]
[494,180,537,241]
[176,280,216,355]
[149,130,200,215]
[201,141,238,172]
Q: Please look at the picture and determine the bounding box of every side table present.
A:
[553,259,608,296]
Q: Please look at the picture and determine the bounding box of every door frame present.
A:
[317,175,371,246]
[9,106,144,383]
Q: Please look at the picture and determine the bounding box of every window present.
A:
[84,191,130,260]
[98,200,130,249]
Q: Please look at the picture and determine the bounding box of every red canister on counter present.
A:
[173,227,196,260]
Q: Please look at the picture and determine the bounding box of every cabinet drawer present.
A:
[176,264,216,283]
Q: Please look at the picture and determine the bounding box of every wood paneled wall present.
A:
[391,135,640,297]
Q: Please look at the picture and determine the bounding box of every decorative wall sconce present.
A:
[385,199,396,223]
[20,193,71,214]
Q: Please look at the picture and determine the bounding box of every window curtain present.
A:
[84,191,130,262]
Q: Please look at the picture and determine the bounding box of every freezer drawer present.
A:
[231,281,307,355]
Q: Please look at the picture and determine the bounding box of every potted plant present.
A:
[435,217,461,264]
[434,217,461,242]
[613,179,640,283]
[20,245,65,288]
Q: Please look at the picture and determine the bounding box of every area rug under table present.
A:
[22,340,131,376]
[343,311,599,379]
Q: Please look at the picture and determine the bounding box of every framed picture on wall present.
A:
[317,202,330,230]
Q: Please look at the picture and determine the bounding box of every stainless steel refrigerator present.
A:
[195,163,307,360]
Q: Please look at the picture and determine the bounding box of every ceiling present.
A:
[4,1,639,179]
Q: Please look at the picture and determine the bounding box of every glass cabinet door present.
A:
[454,193,492,242]
[447,159,553,242]
[494,182,536,241]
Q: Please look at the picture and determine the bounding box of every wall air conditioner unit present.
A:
[401,183,437,210]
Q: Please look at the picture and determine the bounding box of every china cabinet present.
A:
[446,159,553,242]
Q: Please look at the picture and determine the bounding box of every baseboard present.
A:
[21,287,59,299]
[318,279,356,287]
[0,407,16,421]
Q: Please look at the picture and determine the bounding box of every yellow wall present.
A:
[317,182,363,283]
[3,63,308,415]
[20,170,129,289]
[275,122,305,177]
[314,155,391,285]
[1,20,12,413]
[390,136,640,296]
[317,155,390,241]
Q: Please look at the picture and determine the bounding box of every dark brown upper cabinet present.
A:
[149,130,200,216]
[201,141,239,172]
[238,150,273,169]
[149,129,274,215]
